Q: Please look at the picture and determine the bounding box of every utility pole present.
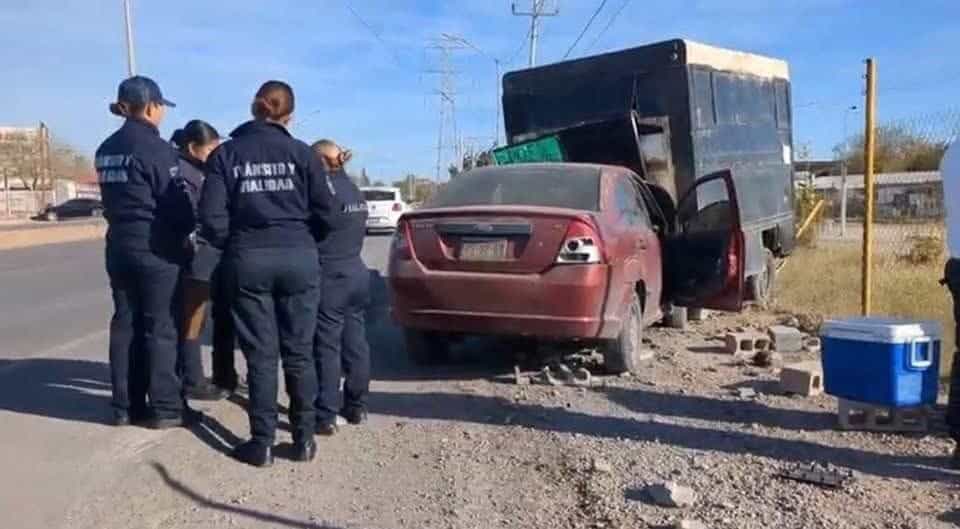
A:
[861,59,877,317]
[512,0,560,67]
[425,37,466,182]
[122,0,136,76]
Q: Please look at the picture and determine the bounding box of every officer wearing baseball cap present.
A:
[95,76,197,429]
[199,80,336,466]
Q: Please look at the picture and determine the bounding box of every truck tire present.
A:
[603,293,647,374]
[665,304,688,330]
[749,249,777,308]
[404,328,451,366]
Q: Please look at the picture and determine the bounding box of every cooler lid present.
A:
[821,317,942,343]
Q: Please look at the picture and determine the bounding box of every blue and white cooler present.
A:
[821,317,942,407]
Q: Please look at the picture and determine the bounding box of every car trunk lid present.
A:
[404,206,594,274]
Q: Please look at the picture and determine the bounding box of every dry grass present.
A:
[777,241,954,376]
[0,222,105,251]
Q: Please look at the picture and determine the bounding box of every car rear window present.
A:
[427,165,600,211]
[363,190,397,202]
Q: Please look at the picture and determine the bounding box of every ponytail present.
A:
[109,100,145,118]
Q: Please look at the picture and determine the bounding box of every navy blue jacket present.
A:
[95,118,193,254]
[178,153,205,214]
[316,169,368,263]
[199,120,336,250]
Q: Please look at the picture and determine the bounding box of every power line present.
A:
[585,0,632,53]
[563,0,609,59]
[341,1,406,68]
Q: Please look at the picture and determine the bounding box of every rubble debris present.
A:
[837,399,928,432]
[779,362,823,397]
[590,457,613,474]
[778,463,855,489]
[513,365,531,386]
[674,519,708,529]
[644,481,697,508]
[752,350,783,368]
[530,364,593,388]
[736,387,757,399]
[723,331,771,357]
[803,337,822,353]
[768,325,804,353]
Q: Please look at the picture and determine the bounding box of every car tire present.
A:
[91,208,103,218]
[603,292,647,375]
[44,211,58,222]
[404,328,451,366]
[749,249,777,308]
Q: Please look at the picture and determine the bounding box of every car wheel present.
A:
[603,292,648,374]
[44,211,58,222]
[91,208,103,218]
[404,328,451,366]
[749,249,777,308]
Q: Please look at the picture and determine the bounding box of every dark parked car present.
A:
[388,163,747,374]
[38,198,103,221]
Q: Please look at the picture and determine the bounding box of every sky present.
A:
[2,0,959,183]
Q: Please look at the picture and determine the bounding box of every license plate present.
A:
[460,239,509,261]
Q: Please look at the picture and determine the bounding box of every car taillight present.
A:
[556,220,604,264]
[725,230,743,285]
[392,220,413,261]
[392,202,402,212]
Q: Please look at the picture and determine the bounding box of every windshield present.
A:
[363,190,398,202]
[427,165,600,211]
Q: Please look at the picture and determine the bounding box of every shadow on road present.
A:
[0,358,113,425]
[151,462,357,529]
[368,389,955,482]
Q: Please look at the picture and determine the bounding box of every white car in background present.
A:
[361,187,408,233]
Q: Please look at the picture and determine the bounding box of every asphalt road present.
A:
[0,234,394,529]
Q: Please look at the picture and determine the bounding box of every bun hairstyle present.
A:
[252,80,295,121]
[109,101,144,118]
[170,120,220,151]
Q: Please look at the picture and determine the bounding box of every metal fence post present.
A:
[861,58,877,316]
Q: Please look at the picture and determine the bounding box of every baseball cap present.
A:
[116,76,176,108]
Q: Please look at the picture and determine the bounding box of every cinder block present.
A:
[768,325,804,353]
[837,399,928,432]
[723,332,771,356]
[779,361,823,396]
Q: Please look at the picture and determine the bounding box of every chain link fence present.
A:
[780,109,958,372]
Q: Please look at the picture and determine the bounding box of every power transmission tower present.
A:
[425,36,467,182]
[512,0,560,67]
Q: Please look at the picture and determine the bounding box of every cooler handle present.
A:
[908,337,933,369]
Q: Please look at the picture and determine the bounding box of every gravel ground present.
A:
[62,274,960,529]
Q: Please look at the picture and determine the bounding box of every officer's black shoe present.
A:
[113,409,131,426]
[340,407,368,425]
[232,440,274,467]
[292,439,318,462]
[142,409,203,430]
[315,421,338,436]
[185,381,229,401]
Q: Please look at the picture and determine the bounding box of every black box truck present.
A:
[500,38,795,304]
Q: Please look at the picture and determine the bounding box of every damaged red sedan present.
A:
[388,163,746,373]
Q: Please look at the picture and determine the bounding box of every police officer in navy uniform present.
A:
[311,140,372,434]
[170,120,234,401]
[95,76,196,428]
[199,81,334,466]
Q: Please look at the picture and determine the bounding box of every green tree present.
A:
[835,125,947,174]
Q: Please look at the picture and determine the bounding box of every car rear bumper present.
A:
[389,260,614,339]
[366,216,397,230]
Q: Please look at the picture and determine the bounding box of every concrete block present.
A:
[837,399,928,432]
[723,332,771,356]
[768,325,804,353]
[779,361,823,396]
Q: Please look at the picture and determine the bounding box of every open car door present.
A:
[667,170,746,312]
